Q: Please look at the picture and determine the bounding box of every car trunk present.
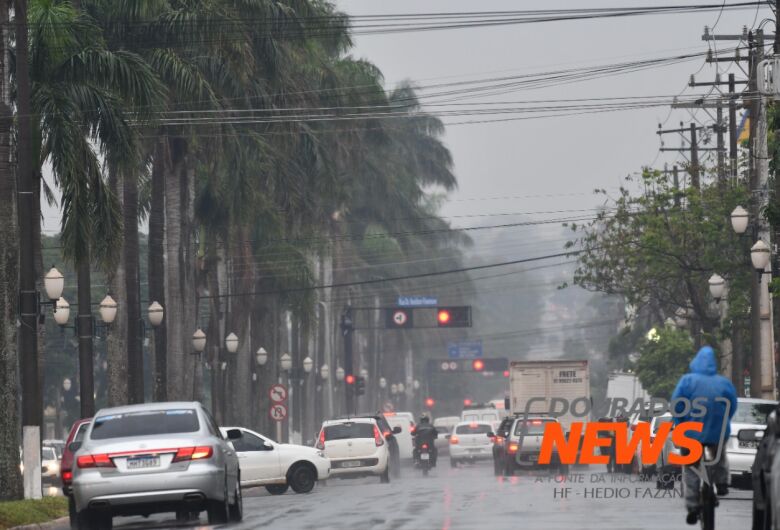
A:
[80,436,206,477]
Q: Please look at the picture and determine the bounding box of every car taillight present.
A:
[450,435,459,445]
[495,436,504,445]
[317,430,326,450]
[61,470,73,482]
[410,425,416,434]
[172,446,213,463]
[421,443,429,450]
[508,442,519,454]
[77,454,115,469]
[374,425,384,447]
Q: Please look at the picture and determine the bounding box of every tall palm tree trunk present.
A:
[149,141,167,401]
[0,0,22,498]
[76,255,95,417]
[106,168,128,406]
[123,168,143,403]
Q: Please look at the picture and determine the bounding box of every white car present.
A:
[461,407,501,425]
[383,413,414,461]
[317,418,390,483]
[41,445,60,484]
[220,427,330,495]
[728,397,777,485]
[433,416,460,456]
[449,421,494,467]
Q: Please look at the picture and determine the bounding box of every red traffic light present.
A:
[472,359,485,372]
[463,398,472,406]
[437,309,451,325]
[503,370,510,378]
[425,397,435,408]
[345,374,356,385]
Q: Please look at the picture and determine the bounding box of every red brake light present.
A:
[508,442,519,454]
[374,425,384,447]
[61,470,73,482]
[450,435,459,445]
[317,429,326,450]
[172,446,213,463]
[421,443,429,450]
[383,430,391,438]
[410,425,416,434]
[77,454,115,469]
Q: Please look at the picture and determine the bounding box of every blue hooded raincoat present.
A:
[671,346,737,444]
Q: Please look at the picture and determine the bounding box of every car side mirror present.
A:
[392,426,402,434]
[68,441,82,453]
[226,429,243,441]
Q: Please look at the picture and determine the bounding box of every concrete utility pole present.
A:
[749,30,776,399]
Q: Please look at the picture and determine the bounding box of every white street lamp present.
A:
[390,384,398,395]
[303,356,314,373]
[360,368,368,380]
[255,347,268,366]
[379,377,387,389]
[280,353,293,372]
[413,380,420,390]
[62,378,72,392]
[398,383,405,393]
[192,329,207,353]
[99,295,118,324]
[44,266,64,301]
[54,298,70,326]
[148,302,164,327]
[225,332,239,354]
[751,240,771,272]
[335,366,345,381]
[731,206,749,235]
[708,274,726,302]
[320,364,330,380]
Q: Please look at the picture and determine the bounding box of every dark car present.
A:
[750,408,779,530]
[60,417,92,529]
[338,413,402,477]
[492,417,515,476]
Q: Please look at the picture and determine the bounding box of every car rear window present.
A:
[324,423,375,440]
[91,409,200,440]
[455,424,492,434]
[733,402,776,425]
[42,447,57,460]
[515,419,554,435]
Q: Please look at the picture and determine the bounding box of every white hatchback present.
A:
[317,418,391,483]
[449,421,494,467]
[220,427,330,495]
[728,398,777,484]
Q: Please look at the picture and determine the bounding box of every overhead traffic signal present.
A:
[425,397,436,408]
[355,376,366,396]
[472,359,485,372]
[345,374,356,385]
[436,306,471,328]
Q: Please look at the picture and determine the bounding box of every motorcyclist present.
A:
[671,345,737,526]
[412,415,439,466]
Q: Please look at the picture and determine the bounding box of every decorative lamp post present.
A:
[147,302,164,327]
[225,332,239,354]
[192,329,207,353]
[280,353,293,372]
[751,240,771,276]
[98,295,118,324]
[44,266,65,302]
[54,298,70,326]
[708,274,726,303]
[320,364,330,381]
[335,366,345,381]
[379,377,387,389]
[256,347,268,366]
[303,357,314,374]
[731,206,749,235]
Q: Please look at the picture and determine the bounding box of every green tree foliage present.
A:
[635,326,695,399]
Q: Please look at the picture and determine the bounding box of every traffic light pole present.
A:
[341,308,354,415]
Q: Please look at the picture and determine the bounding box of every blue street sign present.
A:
[447,339,483,359]
[397,296,438,307]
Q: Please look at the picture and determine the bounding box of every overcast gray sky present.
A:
[334,0,770,237]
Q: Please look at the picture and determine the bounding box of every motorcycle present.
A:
[417,442,432,477]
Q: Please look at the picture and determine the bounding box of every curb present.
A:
[10,516,69,530]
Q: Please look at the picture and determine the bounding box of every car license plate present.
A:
[421,453,430,460]
[739,440,759,449]
[127,456,160,470]
[340,461,361,468]
[468,448,480,453]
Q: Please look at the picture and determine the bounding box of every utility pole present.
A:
[15,0,42,500]
[657,123,715,189]
[689,123,700,189]
[729,74,739,179]
[341,307,354,415]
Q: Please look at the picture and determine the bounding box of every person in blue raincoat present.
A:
[671,345,737,525]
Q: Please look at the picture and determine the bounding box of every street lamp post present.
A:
[280,353,292,442]
[335,366,345,417]
[147,302,166,401]
[708,274,732,380]
[191,329,207,400]
[320,364,330,421]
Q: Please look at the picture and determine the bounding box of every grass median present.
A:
[0,497,68,529]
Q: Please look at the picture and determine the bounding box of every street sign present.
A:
[269,403,288,422]
[385,308,413,329]
[397,296,438,307]
[447,339,483,359]
[269,384,288,403]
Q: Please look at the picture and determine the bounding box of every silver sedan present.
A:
[71,402,242,530]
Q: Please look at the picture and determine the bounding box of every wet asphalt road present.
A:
[60,462,753,530]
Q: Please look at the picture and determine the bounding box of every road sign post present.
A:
[269,403,288,422]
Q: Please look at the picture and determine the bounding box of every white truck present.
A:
[605,371,649,406]
[507,359,590,432]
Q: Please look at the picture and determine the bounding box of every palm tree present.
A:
[29,0,164,414]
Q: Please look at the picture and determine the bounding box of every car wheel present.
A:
[380,466,390,483]
[229,479,243,522]
[76,509,111,530]
[266,484,289,495]
[207,479,230,524]
[68,496,77,530]
[289,464,317,494]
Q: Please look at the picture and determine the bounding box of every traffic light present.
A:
[345,374,356,385]
[472,359,485,372]
[463,398,473,407]
[436,306,471,327]
[355,376,366,396]
[425,397,435,408]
